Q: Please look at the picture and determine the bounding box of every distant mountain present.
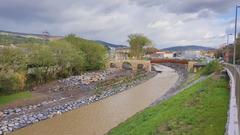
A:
[95,40,128,50]
[161,45,216,52]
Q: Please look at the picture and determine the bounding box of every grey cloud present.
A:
[0,0,234,47]
[131,0,235,14]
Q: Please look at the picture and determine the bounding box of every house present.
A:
[110,47,130,60]
[154,51,176,58]
[181,50,201,59]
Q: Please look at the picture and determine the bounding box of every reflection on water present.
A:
[11,66,178,135]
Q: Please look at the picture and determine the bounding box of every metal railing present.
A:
[224,63,240,135]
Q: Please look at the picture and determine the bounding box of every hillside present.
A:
[95,40,127,49]
[0,33,45,45]
[161,45,216,52]
[0,30,63,43]
[0,30,127,50]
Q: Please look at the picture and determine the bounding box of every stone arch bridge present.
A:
[108,59,199,72]
[108,60,151,72]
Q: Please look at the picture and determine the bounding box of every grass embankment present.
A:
[108,76,229,135]
[0,91,31,106]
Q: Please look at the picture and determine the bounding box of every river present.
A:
[11,65,178,135]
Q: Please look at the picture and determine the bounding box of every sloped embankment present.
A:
[108,75,229,135]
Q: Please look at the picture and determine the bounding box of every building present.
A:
[110,47,130,60]
[181,50,201,59]
[200,50,215,58]
[153,51,176,58]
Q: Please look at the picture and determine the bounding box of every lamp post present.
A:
[233,5,240,134]
[234,5,240,65]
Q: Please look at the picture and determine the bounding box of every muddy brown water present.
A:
[11,66,178,135]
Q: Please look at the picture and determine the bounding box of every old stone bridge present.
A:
[108,59,200,72]
[108,60,152,72]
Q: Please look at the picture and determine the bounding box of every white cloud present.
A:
[0,0,236,48]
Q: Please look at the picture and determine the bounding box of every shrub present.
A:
[201,60,222,75]
[0,70,26,94]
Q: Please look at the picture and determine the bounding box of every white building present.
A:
[155,51,175,58]
[182,50,201,59]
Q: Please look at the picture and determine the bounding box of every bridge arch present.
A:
[107,60,151,72]
[122,61,132,70]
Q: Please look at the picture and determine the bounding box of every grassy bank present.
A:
[0,91,31,106]
[108,75,229,135]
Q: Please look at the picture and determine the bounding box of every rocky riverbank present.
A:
[0,70,156,135]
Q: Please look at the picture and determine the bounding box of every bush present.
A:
[0,34,108,94]
[65,34,107,70]
[201,60,222,75]
[0,71,26,94]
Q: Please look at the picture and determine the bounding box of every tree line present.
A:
[0,34,107,95]
[215,36,240,64]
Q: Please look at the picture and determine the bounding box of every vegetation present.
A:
[95,71,149,95]
[128,34,152,59]
[108,76,229,135]
[65,34,107,70]
[215,34,240,64]
[0,91,31,106]
[144,47,159,55]
[235,35,240,64]
[0,34,107,95]
[201,60,222,75]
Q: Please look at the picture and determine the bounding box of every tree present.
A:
[127,34,152,59]
[236,35,240,64]
[65,34,107,70]
[49,40,85,77]
[27,45,56,84]
[144,47,159,55]
[0,48,27,72]
[0,48,27,94]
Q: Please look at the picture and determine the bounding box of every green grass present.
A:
[108,76,229,135]
[0,91,31,106]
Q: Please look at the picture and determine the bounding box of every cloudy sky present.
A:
[0,0,238,48]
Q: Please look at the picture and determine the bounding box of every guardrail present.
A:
[224,63,240,135]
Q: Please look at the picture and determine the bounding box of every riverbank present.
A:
[108,74,229,135]
[9,65,178,135]
[0,69,156,134]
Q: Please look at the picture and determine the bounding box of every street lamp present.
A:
[234,5,240,65]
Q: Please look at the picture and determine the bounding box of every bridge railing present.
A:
[224,63,240,135]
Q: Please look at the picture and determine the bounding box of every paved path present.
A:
[11,66,178,135]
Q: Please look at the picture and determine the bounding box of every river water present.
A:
[11,65,178,135]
